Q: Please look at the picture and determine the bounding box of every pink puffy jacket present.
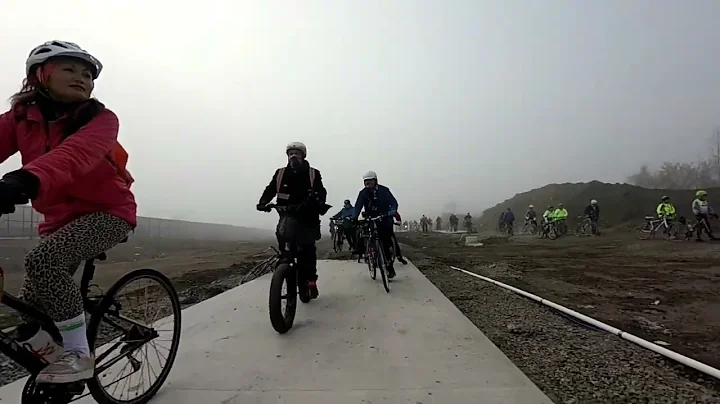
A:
[0,105,137,235]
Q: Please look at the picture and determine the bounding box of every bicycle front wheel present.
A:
[269,263,297,334]
[366,241,377,280]
[375,241,391,293]
[548,225,558,240]
[87,268,181,404]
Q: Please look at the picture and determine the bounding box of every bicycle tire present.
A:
[87,269,181,404]
[548,226,558,240]
[367,241,377,280]
[637,223,653,240]
[375,241,391,293]
[269,263,297,334]
[664,223,679,240]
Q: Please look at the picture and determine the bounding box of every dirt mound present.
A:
[479,181,720,228]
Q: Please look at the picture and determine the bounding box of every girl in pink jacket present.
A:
[0,40,136,384]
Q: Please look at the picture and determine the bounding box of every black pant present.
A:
[376,223,395,269]
[696,214,715,239]
[342,222,356,249]
[276,216,318,282]
[391,231,403,259]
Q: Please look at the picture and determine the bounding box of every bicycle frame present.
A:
[647,217,670,233]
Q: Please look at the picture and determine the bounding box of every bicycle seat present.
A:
[644,216,655,221]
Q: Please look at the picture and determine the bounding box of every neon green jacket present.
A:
[656,202,676,218]
[553,208,568,220]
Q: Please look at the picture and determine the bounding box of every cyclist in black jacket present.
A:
[257,142,330,299]
[584,199,600,223]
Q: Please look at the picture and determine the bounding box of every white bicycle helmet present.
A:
[528,204,534,208]
[362,171,377,181]
[26,40,103,79]
[285,141,307,157]
[591,199,598,205]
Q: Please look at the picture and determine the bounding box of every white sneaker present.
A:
[36,350,94,384]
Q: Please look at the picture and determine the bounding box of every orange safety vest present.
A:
[275,167,316,201]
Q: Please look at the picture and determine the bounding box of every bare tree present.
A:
[627,127,720,189]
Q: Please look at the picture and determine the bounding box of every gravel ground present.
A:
[404,242,720,404]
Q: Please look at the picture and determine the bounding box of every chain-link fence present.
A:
[0,205,269,241]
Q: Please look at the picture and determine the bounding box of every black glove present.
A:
[0,170,39,214]
[256,203,271,212]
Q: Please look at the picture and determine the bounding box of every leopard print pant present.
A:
[20,212,133,322]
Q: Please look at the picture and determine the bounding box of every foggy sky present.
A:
[1,0,719,230]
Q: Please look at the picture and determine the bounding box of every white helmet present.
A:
[591,199,598,205]
[285,141,307,157]
[363,171,377,181]
[528,204,534,208]
[26,40,103,79]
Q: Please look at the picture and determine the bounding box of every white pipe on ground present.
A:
[449,265,720,381]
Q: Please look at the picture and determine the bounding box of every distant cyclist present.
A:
[420,215,429,233]
[498,210,506,232]
[464,213,474,232]
[656,196,676,220]
[351,171,399,278]
[0,40,136,384]
[525,205,537,227]
[257,142,330,299]
[553,203,569,234]
[448,214,459,232]
[584,200,600,231]
[331,199,356,250]
[542,205,554,223]
[692,190,718,241]
[502,208,515,235]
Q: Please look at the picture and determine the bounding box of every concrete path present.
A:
[0,260,551,403]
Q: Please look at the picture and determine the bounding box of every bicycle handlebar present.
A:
[263,203,290,212]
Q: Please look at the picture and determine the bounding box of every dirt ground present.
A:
[397,229,720,401]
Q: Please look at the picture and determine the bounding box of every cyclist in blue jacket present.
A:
[503,208,515,235]
[351,171,399,278]
[331,199,357,249]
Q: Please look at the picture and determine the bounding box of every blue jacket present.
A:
[332,205,355,219]
[504,210,515,222]
[352,185,398,225]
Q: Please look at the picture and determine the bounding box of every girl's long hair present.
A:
[8,73,105,137]
[9,76,42,110]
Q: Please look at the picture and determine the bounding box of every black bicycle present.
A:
[538,219,559,240]
[363,214,392,293]
[3,238,182,404]
[330,219,344,253]
[266,204,325,334]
